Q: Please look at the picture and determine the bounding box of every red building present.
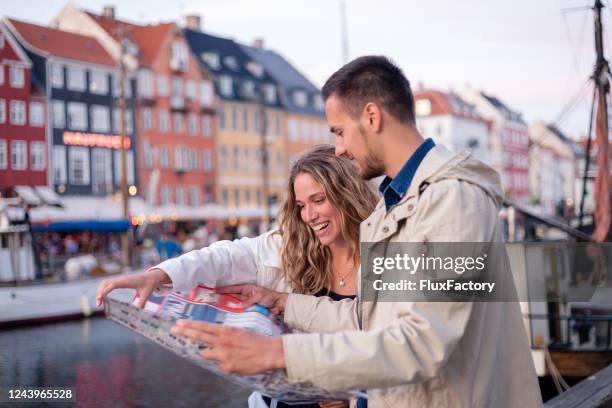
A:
[54,6,217,212]
[0,23,47,193]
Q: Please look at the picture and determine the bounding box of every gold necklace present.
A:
[336,260,355,288]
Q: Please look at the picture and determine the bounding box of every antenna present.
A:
[340,1,349,64]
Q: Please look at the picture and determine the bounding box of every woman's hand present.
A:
[319,401,349,408]
[216,284,288,314]
[96,268,171,308]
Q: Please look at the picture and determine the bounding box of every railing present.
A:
[544,363,612,407]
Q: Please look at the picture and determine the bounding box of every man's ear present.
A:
[363,102,382,132]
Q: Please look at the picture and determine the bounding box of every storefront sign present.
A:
[62,132,131,149]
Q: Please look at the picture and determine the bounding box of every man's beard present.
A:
[358,123,385,180]
[360,153,385,180]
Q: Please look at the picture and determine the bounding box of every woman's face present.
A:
[294,172,343,247]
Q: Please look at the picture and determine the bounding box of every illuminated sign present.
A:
[62,132,131,149]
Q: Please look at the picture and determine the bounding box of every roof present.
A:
[545,124,570,143]
[84,11,175,66]
[183,29,280,105]
[414,90,485,122]
[239,44,322,115]
[6,18,114,66]
[480,91,525,123]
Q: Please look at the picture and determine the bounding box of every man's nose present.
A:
[335,142,346,157]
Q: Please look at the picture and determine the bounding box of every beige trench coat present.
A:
[281,146,542,408]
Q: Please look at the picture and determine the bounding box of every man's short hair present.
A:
[321,55,415,125]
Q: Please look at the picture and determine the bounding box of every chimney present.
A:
[185,14,202,31]
[252,38,264,49]
[103,5,115,20]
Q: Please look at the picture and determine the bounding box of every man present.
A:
[171,56,542,407]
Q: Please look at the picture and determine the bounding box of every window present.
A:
[219,75,233,97]
[288,119,298,141]
[233,146,239,171]
[263,84,276,104]
[200,80,214,106]
[218,106,225,130]
[112,108,134,134]
[222,189,228,206]
[69,147,90,185]
[29,102,44,127]
[231,106,237,130]
[188,113,198,135]
[89,70,108,94]
[243,147,250,171]
[201,52,220,70]
[204,183,213,203]
[173,113,184,133]
[313,95,324,111]
[0,65,5,85]
[175,185,185,206]
[203,149,213,171]
[159,110,170,133]
[275,113,280,136]
[202,115,212,137]
[0,99,5,124]
[156,74,169,96]
[67,66,86,91]
[242,80,255,98]
[143,141,154,168]
[53,146,66,185]
[30,141,45,170]
[189,186,199,207]
[170,42,188,72]
[9,66,24,88]
[141,108,153,130]
[113,150,134,185]
[91,105,110,133]
[171,76,182,97]
[112,74,132,98]
[0,140,6,169]
[220,145,227,171]
[0,34,4,49]
[244,189,251,206]
[67,102,87,130]
[243,108,249,131]
[49,63,63,88]
[185,79,196,100]
[161,185,171,205]
[159,147,169,168]
[137,69,154,98]
[92,148,112,194]
[293,90,307,107]
[10,100,26,125]
[8,139,25,171]
[234,189,240,207]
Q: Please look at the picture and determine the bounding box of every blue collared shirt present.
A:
[379,138,435,211]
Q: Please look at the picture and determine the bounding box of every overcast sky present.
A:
[4,0,611,137]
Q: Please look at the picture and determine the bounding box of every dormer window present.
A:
[223,56,239,71]
[263,84,276,104]
[201,52,220,70]
[219,75,233,97]
[242,80,255,98]
[246,61,264,78]
[293,90,307,108]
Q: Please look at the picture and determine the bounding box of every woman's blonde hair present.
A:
[278,145,379,294]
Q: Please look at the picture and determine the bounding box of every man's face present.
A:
[325,94,385,180]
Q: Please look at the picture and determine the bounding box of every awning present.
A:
[34,186,63,206]
[32,219,130,232]
[14,185,42,206]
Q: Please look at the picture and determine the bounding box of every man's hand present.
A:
[96,268,171,308]
[170,320,286,375]
[216,284,288,314]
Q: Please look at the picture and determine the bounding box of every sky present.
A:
[3,0,611,137]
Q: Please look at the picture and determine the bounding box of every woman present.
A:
[96,145,379,408]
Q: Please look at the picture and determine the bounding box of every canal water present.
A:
[0,317,251,407]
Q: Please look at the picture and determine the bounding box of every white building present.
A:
[528,122,576,217]
[413,90,489,163]
[460,89,530,204]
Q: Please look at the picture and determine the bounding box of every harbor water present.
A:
[0,317,251,407]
